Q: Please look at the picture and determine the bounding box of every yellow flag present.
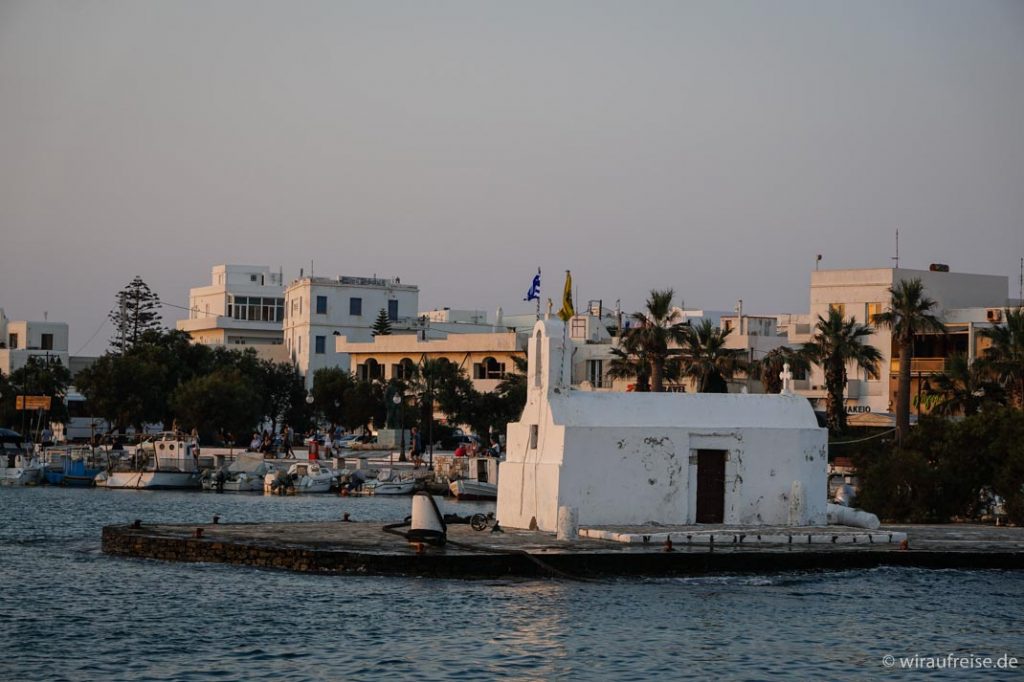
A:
[558,270,574,321]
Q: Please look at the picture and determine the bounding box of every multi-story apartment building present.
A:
[284,275,419,386]
[790,266,1010,415]
[176,265,287,361]
[0,308,70,375]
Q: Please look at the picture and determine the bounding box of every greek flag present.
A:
[524,269,541,302]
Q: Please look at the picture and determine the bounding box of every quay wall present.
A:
[102,524,1024,578]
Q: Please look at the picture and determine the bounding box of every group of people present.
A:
[248,425,294,457]
[453,435,502,459]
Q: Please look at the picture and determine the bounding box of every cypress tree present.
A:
[371,308,393,337]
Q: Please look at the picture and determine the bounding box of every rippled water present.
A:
[2,487,1023,681]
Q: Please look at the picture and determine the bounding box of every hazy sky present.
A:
[2,0,1022,356]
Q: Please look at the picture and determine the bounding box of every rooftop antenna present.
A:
[891,228,900,269]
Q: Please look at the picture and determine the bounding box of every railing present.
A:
[890,357,948,373]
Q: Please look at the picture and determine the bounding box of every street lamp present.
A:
[392,393,405,461]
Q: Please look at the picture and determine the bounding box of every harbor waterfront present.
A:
[4,486,1024,680]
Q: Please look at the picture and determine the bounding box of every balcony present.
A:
[889,357,947,374]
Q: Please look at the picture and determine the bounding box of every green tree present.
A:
[7,356,73,434]
[620,289,689,392]
[677,319,747,393]
[978,307,1024,409]
[749,346,810,395]
[258,360,310,434]
[75,353,167,433]
[0,371,13,429]
[470,355,529,439]
[371,308,393,336]
[311,367,357,427]
[876,278,945,442]
[802,309,882,435]
[109,276,163,353]
[169,369,262,444]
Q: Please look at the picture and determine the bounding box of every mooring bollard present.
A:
[212,515,220,524]
[132,519,141,529]
[193,528,204,539]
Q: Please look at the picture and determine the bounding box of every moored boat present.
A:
[43,446,107,487]
[447,456,499,500]
[98,433,202,490]
[0,428,43,486]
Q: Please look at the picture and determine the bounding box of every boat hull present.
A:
[449,480,498,500]
[100,470,201,490]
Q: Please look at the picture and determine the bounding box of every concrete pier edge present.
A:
[101,522,1024,579]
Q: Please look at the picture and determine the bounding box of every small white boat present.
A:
[264,461,333,494]
[368,469,417,495]
[448,456,499,500]
[449,479,497,501]
[0,429,43,486]
[204,453,269,492]
[99,433,202,490]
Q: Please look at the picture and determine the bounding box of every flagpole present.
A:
[536,267,541,321]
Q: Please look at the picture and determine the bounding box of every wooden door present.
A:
[695,450,726,523]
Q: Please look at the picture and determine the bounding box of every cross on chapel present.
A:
[779,362,794,395]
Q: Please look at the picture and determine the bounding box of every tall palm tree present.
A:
[677,319,747,393]
[978,307,1024,408]
[875,278,945,442]
[802,309,882,434]
[749,346,811,395]
[607,337,651,392]
[921,352,1003,416]
[620,289,689,392]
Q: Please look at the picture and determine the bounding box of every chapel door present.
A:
[695,450,726,524]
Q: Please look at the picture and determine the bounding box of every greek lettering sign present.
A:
[845,405,871,414]
[15,395,52,410]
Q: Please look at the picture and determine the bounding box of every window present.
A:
[388,299,398,321]
[475,357,506,380]
[298,336,302,355]
[529,425,538,449]
[867,302,882,323]
[350,297,363,316]
[394,358,415,380]
[315,336,326,354]
[587,359,604,388]
[41,334,53,351]
[250,274,258,282]
[570,317,587,339]
[829,303,846,318]
[8,334,17,349]
[316,296,327,315]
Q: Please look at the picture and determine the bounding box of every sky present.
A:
[1,0,1022,356]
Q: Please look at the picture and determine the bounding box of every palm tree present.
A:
[876,278,945,442]
[921,353,1003,416]
[677,319,747,393]
[749,346,811,395]
[619,289,689,392]
[802,309,882,434]
[607,343,650,392]
[978,307,1024,408]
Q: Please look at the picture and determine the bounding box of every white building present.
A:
[176,265,287,362]
[284,275,419,386]
[791,266,1009,414]
[0,309,70,375]
[496,320,828,532]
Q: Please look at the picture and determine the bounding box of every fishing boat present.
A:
[97,433,202,490]
[448,456,499,500]
[42,446,107,487]
[0,428,44,486]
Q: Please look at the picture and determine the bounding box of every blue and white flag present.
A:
[524,270,541,302]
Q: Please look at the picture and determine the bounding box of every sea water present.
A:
[2,486,1022,681]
